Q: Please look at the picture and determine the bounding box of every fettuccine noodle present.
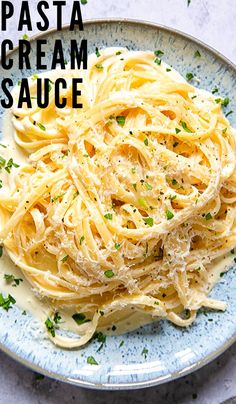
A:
[0,48,236,348]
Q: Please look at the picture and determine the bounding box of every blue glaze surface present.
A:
[0,20,236,390]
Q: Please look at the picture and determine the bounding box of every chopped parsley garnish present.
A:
[0,293,16,311]
[154,50,164,57]
[51,193,65,202]
[0,246,3,258]
[116,116,126,126]
[95,63,103,70]
[141,347,149,359]
[37,122,46,131]
[119,340,124,348]
[226,110,233,117]
[222,128,228,134]
[132,183,137,191]
[172,179,177,185]
[215,97,230,107]
[169,195,177,201]
[212,88,218,94]
[61,255,69,263]
[144,138,148,146]
[165,209,174,220]
[154,57,162,66]
[175,128,181,134]
[131,167,136,174]
[81,0,88,4]
[53,312,61,324]
[22,34,28,40]
[180,121,193,133]
[4,158,19,173]
[220,272,224,278]
[48,79,54,93]
[194,50,201,58]
[186,72,194,81]
[0,180,2,189]
[116,51,122,55]
[0,156,6,167]
[104,270,114,278]
[87,356,98,365]
[187,0,191,6]
[4,274,23,287]
[93,331,106,351]
[143,217,154,227]
[205,212,213,220]
[115,242,121,250]
[166,68,171,72]
[22,310,27,315]
[144,182,153,190]
[72,313,91,325]
[80,236,85,245]
[0,144,7,148]
[95,47,101,57]
[104,213,113,220]
[138,197,148,208]
[45,318,55,337]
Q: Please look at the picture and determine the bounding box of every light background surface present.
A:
[1,1,236,403]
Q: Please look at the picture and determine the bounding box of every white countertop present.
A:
[1,1,236,403]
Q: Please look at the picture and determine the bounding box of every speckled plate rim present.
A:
[1,18,236,390]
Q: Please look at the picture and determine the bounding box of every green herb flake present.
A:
[0,156,6,167]
[222,128,228,134]
[165,210,174,220]
[141,347,149,359]
[81,0,88,4]
[154,58,162,66]
[144,182,153,190]
[143,217,154,227]
[116,51,122,55]
[154,50,164,57]
[169,195,177,201]
[0,144,7,148]
[220,272,224,278]
[104,213,113,220]
[212,88,218,94]
[87,356,98,365]
[138,197,148,209]
[4,158,20,173]
[115,243,121,250]
[132,183,137,191]
[4,274,23,287]
[94,331,106,351]
[175,128,181,134]
[116,116,126,127]
[51,193,65,202]
[144,138,149,146]
[0,293,16,311]
[181,121,193,133]
[45,318,55,337]
[215,97,230,107]
[95,63,103,70]
[61,255,69,263]
[119,340,124,348]
[80,235,85,245]
[205,212,213,220]
[186,72,194,81]
[72,313,90,325]
[37,122,46,131]
[226,110,233,118]
[0,246,3,258]
[32,74,38,80]
[22,34,28,40]
[53,312,61,324]
[166,68,171,72]
[95,47,101,57]
[194,50,201,58]
[172,179,177,185]
[104,270,114,278]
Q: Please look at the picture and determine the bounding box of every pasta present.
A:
[0,47,236,348]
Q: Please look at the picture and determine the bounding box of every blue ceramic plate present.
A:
[1,19,236,390]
